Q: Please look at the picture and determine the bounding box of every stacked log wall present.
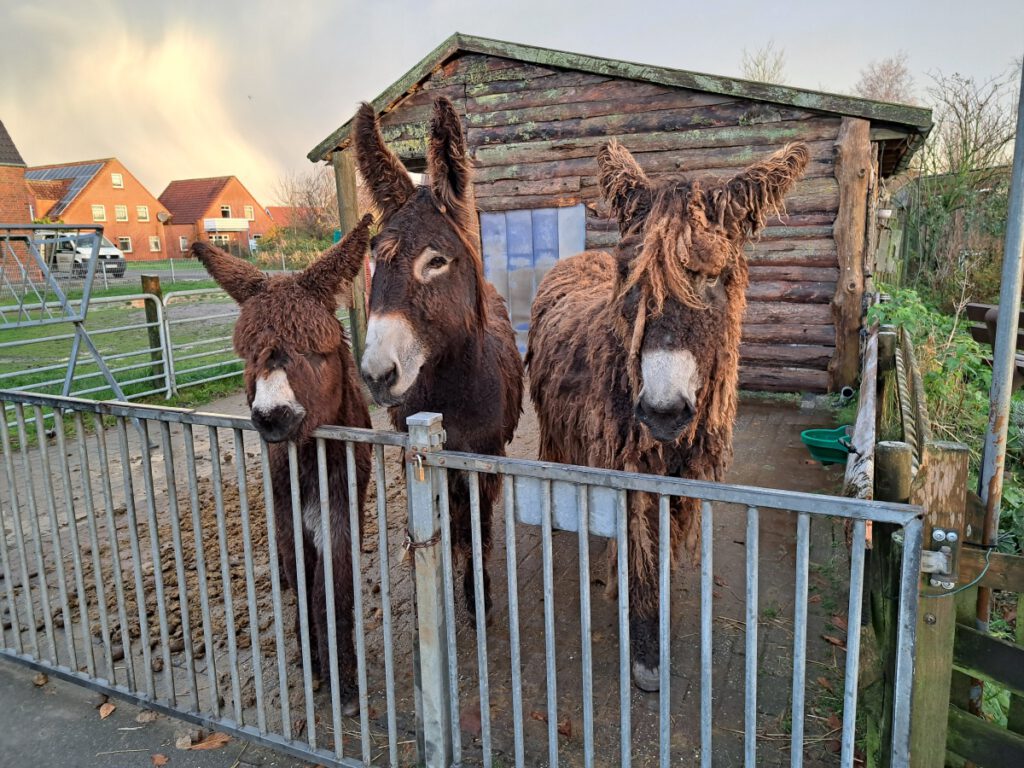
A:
[378,53,873,393]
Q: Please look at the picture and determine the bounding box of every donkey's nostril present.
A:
[382,364,398,389]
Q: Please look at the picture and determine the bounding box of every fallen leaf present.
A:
[714,576,728,587]
[529,710,547,723]
[32,672,48,687]
[189,731,230,751]
[808,594,822,604]
[99,702,116,719]
[822,634,847,649]
[459,706,482,738]
[831,615,849,632]
[557,717,572,739]
[136,710,159,724]
[817,676,834,693]
[826,713,842,731]
[174,735,193,751]
[151,755,168,766]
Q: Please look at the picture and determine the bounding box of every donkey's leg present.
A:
[456,473,494,624]
[302,533,322,681]
[627,495,663,692]
[329,519,359,716]
[274,505,321,674]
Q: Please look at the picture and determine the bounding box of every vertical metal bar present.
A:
[32,405,76,669]
[891,516,922,767]
[95,413,136,691]
[0,452,22,652]
[233,429,266,733]
[137,418,175,703]
[658,495,671,768]
[117,416,155,698]
[259,438,291,740]
[346,442,371,765]
[288,441,317,749]
[469,472,493,767]
[540,478,558,768]
[406,412,452,768]
[790,513,810,768]
[0,405,34,653]
[160,421,199,713]
[840,519,867,768]
[700,500,713,768]
[52,409,95,677]
[505,475,526,768]
[437,468,462,764]
[617,489,631,768]
[17,404,57,662]
[316,437,344,760]
[182,423,219,716]
[208,426,242,723]
[745,506,759,768]
[374,444,398,768]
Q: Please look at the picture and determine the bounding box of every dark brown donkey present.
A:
[353,97,524,619]
[192,216,374,713]
[527,141,809,690]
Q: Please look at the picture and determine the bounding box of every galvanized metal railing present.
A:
[0,390,925,767]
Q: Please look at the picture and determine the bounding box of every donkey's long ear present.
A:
[297,214,373,307]
[427,97,473,227]
[598,140,652,235]
[712,142,810,241]
[190,242,267,304]
[352,102,414,220]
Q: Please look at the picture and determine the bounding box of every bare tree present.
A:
[854,53,916,104]
[273,166,340,241]
[740,41,787,85]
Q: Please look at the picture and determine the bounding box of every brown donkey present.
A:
[353,97,523,619]
[191,216,374,713]
[527,141,809,690]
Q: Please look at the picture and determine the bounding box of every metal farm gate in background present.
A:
[0,389,925,767]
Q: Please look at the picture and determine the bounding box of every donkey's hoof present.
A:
[631,660,660,692]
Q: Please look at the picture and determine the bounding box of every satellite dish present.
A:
[156,211,172,223]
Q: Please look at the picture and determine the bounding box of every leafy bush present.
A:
[868,287,1023,553]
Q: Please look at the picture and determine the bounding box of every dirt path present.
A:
[0,392,850,767]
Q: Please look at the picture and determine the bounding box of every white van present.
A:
[35,231,127,278]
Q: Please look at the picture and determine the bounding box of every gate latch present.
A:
[920,528,960,590]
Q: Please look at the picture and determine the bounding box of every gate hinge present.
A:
[919,527,960,590]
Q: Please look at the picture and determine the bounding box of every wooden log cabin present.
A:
[309,34,932,392]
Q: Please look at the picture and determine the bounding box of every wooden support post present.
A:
[868,440,913,768]
[332,149,368,366]
[829,117,871,391]
[1011,591,1024,735]
[140,274,165,391]
[909,441,969,768]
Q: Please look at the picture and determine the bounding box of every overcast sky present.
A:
[2,0,1021,204]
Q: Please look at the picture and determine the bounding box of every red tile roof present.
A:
[0,120,25,166]
[158,176,232,224]
[266,206,312,228]
[27,178,71,201]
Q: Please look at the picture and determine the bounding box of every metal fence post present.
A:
[406,412,452,768]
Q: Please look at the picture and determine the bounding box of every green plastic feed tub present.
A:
[800,425,852,466]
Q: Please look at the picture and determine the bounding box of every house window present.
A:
[111,173,124,189]
[149,236,161,252]
[179,236,189,253]
[244,205,254,220]
[114,204,128,222]
[137,205,150,222]
[211,234,230,246]
[118,236,133,253]
[91,205,106,222]
[220,205,232,218]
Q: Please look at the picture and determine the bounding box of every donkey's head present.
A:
[352,96,487,407]
[191,215,373,443]
[599,140,810,442]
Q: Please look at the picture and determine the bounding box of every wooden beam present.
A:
[332,149,367,366]
[947,705,1024,766]
[844,329,878,499]
[909,441,969,768]
[829,117,871,391]
[959,547,1024,592]
[953,623,1024,699]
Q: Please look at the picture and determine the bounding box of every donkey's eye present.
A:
[427,255,448,269]
[413,248,452,282]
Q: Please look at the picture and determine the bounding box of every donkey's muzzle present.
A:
[363,364,401,407]
[251,404,305,443]
[635,398,694,443]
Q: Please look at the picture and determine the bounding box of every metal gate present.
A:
[0,390,923,767]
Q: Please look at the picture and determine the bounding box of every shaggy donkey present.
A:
[527,141,809,690]
[192,216,374,713]
[353,96,523,619]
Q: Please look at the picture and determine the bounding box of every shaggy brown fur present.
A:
[353,97,524,618]
[527,141,809,688]
[191,217,374,712]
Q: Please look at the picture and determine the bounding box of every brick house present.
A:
[159,176,272,258]
[0,120,33,223]
[25,158,171,260]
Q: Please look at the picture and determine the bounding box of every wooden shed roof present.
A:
[309,33,933,175]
